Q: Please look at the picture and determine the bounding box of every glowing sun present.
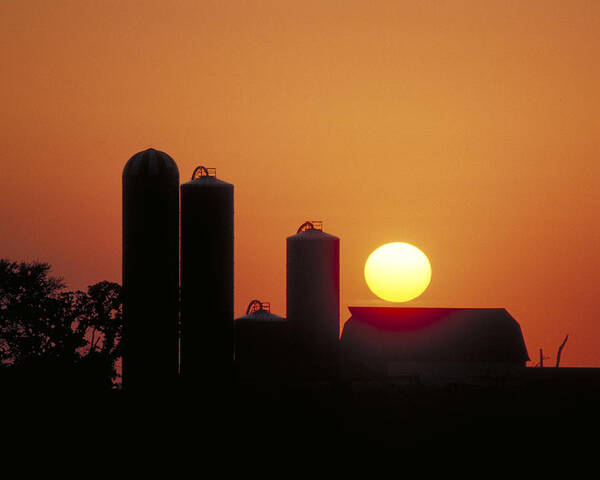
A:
[364,242,432,302]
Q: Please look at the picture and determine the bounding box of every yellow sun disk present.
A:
[364,242,432,302]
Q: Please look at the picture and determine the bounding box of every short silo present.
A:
[122,148,179,392]
[180,166,234,389]
[286,221,340,379]
[234,300,289,380]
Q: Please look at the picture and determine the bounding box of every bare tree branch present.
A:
[555,334,569,368]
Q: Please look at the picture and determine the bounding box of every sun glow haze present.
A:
[364,243,432,303]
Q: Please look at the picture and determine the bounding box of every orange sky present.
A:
[1,1,599,366]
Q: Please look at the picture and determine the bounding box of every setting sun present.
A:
[364,243,432,303]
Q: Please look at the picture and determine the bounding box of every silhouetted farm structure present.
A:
[115,148,600,452]
[120,147,542,390]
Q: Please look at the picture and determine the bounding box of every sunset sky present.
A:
[1,1,599,366]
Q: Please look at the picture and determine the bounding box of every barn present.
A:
[340,307,530,383]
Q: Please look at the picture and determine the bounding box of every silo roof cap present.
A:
[288,221,339,240]
[182,165,233,187]
[236,300,286,322]
[123,148,179,178]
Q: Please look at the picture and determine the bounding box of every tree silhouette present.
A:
[0,259,122,391]
[83,280,123,384]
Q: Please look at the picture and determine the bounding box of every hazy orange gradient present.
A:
[1,1,599,366]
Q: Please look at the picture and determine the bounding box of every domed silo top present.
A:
[123,148,179,178]
[182,165,233,188]
[288,221,338,241]
[235,300,286,323]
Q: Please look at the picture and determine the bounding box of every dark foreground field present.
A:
[3,367,600,462]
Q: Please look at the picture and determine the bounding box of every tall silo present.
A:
[180,166,234,389]
[122,148,179,392]
[286,221,340,379]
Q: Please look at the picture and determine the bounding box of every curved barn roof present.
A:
[341,307,529,364]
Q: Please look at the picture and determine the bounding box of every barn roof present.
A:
[341,307,530,364]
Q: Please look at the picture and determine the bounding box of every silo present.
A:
[122,148,179,392]
[234,300,289,380]
[180,166,234,389]
[286,221,340,379]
